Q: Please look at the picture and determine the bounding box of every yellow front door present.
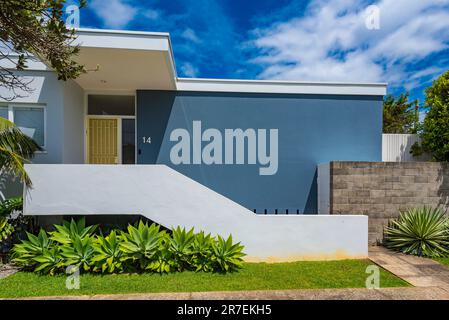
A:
[88,118,119,164]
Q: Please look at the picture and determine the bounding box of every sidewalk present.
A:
[369,246,449,290]
[18,287,449,300]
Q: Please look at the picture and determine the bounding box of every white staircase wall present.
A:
[24,164,368,261]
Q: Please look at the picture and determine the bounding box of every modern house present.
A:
[0,29,387,261]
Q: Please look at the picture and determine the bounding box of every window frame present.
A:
[0,103,47,150]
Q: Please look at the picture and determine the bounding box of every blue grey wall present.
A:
[136,91,382,214]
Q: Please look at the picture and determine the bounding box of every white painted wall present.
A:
[62,80,85,164]
[317,163,330,215]
[24,164,368,262]
[0,70,65,164]
[382,134,430,162]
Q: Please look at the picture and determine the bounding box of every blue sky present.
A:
[73,0,449,104]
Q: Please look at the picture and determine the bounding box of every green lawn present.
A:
[435,257,449,267]
[0,260,408,298]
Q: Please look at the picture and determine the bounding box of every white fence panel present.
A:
[382,134,429,162]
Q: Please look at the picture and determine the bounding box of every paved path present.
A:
[369,246,449,290]
[17,287,449,300]
[0,264,20,280]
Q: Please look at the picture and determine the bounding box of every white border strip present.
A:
[176,78,387,96]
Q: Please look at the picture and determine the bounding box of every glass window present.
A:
[13,107,45,147]
[122,119,135,164]
[0,106,8,119]
[88,95,135,116]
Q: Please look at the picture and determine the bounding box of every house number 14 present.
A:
[142,137,152,144]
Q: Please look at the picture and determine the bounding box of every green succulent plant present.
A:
[50,218,97,245]
[59,235,95,271]
[11,219,247,275]
[92,231,123,273]
[11,229,61,274]
[119,221,163,270]
[384,207,449,257]
[212,235,245,272]
[32,246,62,275]
[169,227,195,272]
[191,231,214,272]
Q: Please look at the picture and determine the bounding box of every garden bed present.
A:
[0,260,408,299]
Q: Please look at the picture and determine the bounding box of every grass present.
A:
[0,260,408,298]
[435,257,449,268]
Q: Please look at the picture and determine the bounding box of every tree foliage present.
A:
[0,0,87,100]
[0,118,41,186]
[417,70,449,161]
[383,93,419,134]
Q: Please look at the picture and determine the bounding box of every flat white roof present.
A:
[176,77,387,96]
[7,28,388,96]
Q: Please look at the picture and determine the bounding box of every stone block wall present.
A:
[329,161,449,244]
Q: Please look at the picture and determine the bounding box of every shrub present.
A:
[384,207,449,257]
[0,197,22,217]
[92,231,123,273]
[0,197,37,257]
[0,217,14,243]
[413,70,449,161]
[212,235,246,272]
[11,230,61,274]
[11,219,246,275]
[50,218,97,245]
[59,235,95,272]
[169,227,195,272]
[119,221,164,271]
[191,231,214,272]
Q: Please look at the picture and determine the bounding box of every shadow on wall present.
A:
[437,163,449,212]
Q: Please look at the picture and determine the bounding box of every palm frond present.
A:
[0,117,41,187]
[0,117,42,158]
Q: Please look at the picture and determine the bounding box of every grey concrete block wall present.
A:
[329,161,449,244]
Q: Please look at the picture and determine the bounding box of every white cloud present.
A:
[142,9,160,21]
[90,0,137,29]
[181,28,201,44]
[250,0,449,88]
[180,62,199,77]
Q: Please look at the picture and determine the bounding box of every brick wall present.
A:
[329,161,449,244]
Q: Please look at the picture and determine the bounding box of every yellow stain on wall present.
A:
[244,249,367,263]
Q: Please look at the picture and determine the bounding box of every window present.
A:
[88,95,135,116]
[0,104,46,148]
[0,106,8,119]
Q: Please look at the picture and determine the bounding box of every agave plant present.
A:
[50,218,97,245]
[11,230,57,269]
[59,235,95,271]
[384,207,449,257]
[32,246,63,275]
[191,231,214,272]
[92,231,123,273]
[212,235,245,272]
[168,227,195,272]
[0,216,14,242]
[119,221,163,270]
[147,238,173,274]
